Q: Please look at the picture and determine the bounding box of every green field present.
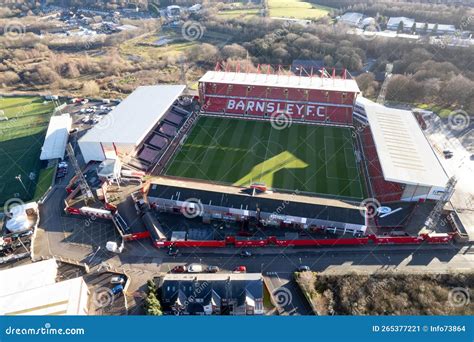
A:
[268,0,332,19]
[217,8,260,19]
[165,116,365,199]
[0,96,56,205]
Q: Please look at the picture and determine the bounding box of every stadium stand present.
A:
[124,101,192,171]
[362,126,404,202]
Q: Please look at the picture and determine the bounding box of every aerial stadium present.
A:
[66,62,463,249]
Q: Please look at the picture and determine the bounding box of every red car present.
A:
[171,265,187,273]
[234,266,246,273]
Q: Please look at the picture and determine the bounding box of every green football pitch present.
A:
[0,96,56,205]
[165,116,366,199]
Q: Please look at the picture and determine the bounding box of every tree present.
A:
[144,279,162,316]
[0,71,20,86]
[221,44,247,60]
[145,292,162,315]
[82,81,100,96]
[397,21,404,33]
[422,23,428,35]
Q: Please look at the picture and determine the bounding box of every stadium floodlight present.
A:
[15,174,28,194]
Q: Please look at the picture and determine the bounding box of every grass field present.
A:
[217,8,260,19]
[165,116,365,199]
[268,0,332,19]
[0,96,56,205]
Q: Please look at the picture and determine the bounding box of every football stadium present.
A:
[69,62,463,249]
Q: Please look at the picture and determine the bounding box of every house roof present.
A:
[339,12,364,26]
[161,273,263,312]
[387,17,415,28]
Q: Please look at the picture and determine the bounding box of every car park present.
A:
[110,276,125,284]
[297,265,310,272]
[206,266,220,273]
[234,266,246,273]
[443,150,454,159]
[111,284,123,295]
[187,264,203,273]
[172,265,187,273]
[240,250,252,257]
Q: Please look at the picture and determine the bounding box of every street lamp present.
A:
[15,174,28,194]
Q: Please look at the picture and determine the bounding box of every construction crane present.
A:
[424,176,457,231]
[66,143,94,204]
[376,63,393,105]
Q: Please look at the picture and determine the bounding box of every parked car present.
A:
[111,284,123,295]
[240,250,252,257]
[80,99,89,105]
[444,152,454,159]
[58,161,68,169]
[187,264,203,273]
[79,108,86,114]
[110,276,125,284]
[172,265,187,273]
[206,266,220,273]
[443,150,454,159]
[297,265,310,272]
[234,266,246,273]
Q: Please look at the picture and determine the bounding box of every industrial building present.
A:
[0,259,89,316]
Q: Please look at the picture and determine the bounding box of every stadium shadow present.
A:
[233,150,308,188]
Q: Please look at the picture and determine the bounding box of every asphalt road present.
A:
[35,183,474,315]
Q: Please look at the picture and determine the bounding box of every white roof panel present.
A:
[360,98,448,188]
[40,114,72,160]
[199,71,360,93]
[0,259,58,297]
[0,277,89,315]
[79,85,185,145]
